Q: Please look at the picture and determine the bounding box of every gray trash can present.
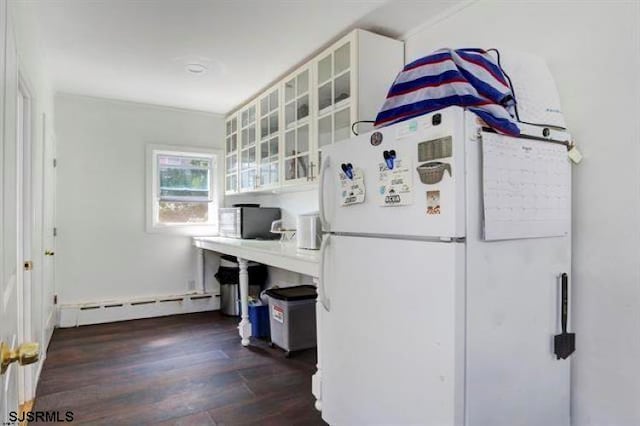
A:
[215,256,266,316]
[265,285,317,356]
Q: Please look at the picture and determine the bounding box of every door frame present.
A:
[16,69,36,405]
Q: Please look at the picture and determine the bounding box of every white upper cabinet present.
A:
[225,115,239,193]
[239,102,258,192]
[283,66,314,186]
[224,29,403,195]
[257,88,281,190]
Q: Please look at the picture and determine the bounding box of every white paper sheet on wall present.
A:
[482,132,570,240]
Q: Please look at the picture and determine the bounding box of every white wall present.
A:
[402,1,640,425]
[227,188,318,229]
[55,94,224,304]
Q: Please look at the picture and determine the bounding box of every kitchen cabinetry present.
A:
[257,88,280,189]
[239,103,257,191]
[224,29,403,195]
[225,116,238,193]
[283,67,314,186]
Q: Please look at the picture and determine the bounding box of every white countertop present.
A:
[193,236,320,278]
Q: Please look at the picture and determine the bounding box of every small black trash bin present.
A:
[215,255,267,316]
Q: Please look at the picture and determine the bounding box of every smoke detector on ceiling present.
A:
[185,63,208,75]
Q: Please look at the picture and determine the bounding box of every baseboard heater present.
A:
[59,292,221,327]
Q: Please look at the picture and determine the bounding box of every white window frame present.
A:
[146,144,223,235]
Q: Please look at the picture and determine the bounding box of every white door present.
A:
[41,114,56,350]
[320,234,466,425]
[1,2,21,421]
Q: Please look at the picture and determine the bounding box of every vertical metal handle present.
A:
[561,273,568,334]
[318,157,331,231]
[319,234,331,311]
[309,161,316,181]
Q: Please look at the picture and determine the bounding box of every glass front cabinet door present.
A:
[224,30,403,194]
[224,115,239,194]
[282,67,317,185]
[315,38,355,170]
[257,88,280,189]
[239,103,258,192]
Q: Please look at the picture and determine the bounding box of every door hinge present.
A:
[53,294,58,305]
[53,158,57,167]
[53,227,57,237]
[24,260,33,271]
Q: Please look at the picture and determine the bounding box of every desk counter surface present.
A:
[193,236,320,278]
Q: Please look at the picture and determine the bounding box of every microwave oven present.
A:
[218,205,281,239]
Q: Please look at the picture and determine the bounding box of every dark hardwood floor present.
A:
[35,312,326,425]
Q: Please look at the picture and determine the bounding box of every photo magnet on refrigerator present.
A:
[340,167,366,206]
[378,158,413,207]
[426,190,441,215]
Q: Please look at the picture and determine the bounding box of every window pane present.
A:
[248,125,256,144]
[318,115,332,148]
[334,71,350,104]
[226,174,237,192]
[285,130,296,157]
[269,112,278,134]
[318,81,332,110]
[297,70,309,95]
[334,42,350,74]
[260,97,269,116]
[285,78,295,103]
[269,90,279,110]
[158,155,210,201]
[297,154,308,179]
[297,95,309,121]
[158,201,208,223]
[298,125,309,153]
[285,102,295,127]
[269,136,279,157]
[318,55,331,83]
[285,158,296,181]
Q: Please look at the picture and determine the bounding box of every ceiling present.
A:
[33,0,466,114]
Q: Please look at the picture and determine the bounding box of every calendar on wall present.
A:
[481,132,571,241]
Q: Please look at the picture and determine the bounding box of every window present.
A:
[146,145,222,235]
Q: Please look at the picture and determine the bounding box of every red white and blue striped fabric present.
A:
[374,48,520,136]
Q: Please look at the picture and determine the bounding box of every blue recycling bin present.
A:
[248,301,270,339]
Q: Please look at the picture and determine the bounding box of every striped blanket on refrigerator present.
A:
[374,48,520,136]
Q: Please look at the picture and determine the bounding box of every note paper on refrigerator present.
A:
[482,132,570,240]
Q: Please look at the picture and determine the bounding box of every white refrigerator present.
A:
[317,106,572,425]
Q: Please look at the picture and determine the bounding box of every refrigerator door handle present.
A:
[319,233,331,311]
[319,156,331,231]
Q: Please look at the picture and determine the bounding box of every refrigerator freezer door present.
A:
[320,235,465,425]
[320,107,467,239]
[463,129,571,426]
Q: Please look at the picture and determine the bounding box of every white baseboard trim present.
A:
[58,292,221,327]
